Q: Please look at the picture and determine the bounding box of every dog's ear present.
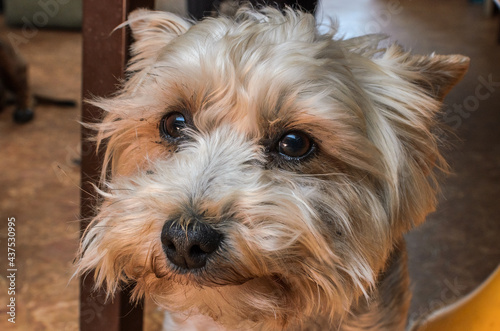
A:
[381,46,470,101]
[405,54,469,101]
[126,9,191,54]
[119,10,192,94]
[351,45,469,231]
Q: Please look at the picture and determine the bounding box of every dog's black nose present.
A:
[161,219,222,270]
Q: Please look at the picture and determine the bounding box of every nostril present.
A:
[167,243,176,252]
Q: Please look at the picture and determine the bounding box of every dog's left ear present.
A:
[406,53,470,100]
[382,47,470,100]
[357,45,469,230]
[126,9,192,54]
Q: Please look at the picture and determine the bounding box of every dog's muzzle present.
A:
[161,219,223,270]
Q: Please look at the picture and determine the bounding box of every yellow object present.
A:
[414,265,500,331]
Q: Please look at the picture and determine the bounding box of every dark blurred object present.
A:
[0,40,34,123]
[189,0,318,20]
[0,40,77,124]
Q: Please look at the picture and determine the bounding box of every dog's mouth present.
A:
[169,269,256,287]
[160,267,273,287]
[154,259,288,290]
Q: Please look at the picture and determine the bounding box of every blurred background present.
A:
[0,0,499,330]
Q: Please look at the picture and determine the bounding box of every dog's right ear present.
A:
[118,10,192,94]
[126,9,191,54]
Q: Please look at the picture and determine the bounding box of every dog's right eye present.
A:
[160,112,187,140]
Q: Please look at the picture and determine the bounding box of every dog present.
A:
[76,6,469,330]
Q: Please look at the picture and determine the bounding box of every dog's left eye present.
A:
[278,131,313,159]
[160,112,187,139]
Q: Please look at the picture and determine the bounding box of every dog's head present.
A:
[76,7,468,329]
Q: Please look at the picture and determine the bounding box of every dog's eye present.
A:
[160,112,187,139]
[278,131,312,158]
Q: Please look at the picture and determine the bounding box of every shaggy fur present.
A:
[75,7,469,330]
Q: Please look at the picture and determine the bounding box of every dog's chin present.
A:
[144,270,293,329]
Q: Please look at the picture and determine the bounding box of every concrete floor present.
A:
[0,0,499,330]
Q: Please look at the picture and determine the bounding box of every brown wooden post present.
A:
[80,0,154,330]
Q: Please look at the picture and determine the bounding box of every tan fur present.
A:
[76,7,469,330]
